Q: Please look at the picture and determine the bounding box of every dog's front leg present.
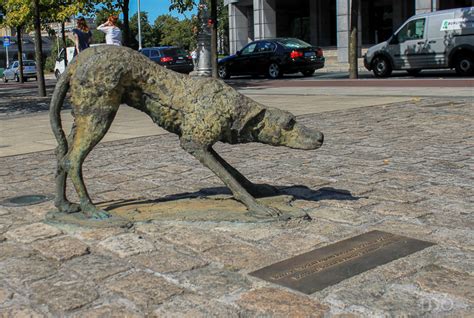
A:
[208,147,278,198]
[180,139,281,218]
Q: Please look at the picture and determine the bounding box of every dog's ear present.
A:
[231,108,266,141]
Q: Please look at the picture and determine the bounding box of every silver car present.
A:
[2,60,37,82]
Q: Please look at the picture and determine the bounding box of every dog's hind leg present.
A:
[208,147,279,198]
[65,105,119,219]
[54,124,81,213]
[181,139,281,218]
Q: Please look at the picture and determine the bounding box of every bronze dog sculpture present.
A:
[50,46,323,219]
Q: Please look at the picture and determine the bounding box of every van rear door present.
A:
[425,12,455,67]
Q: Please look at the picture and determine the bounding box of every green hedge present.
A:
[0,68,3,77]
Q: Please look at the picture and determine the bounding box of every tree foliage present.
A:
[154,14,195,50]
[129,11,156,48]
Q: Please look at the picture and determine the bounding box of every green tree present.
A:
[0,0,30,83]
[0,0,101,95]
[349,0,360,79]
[154,14,195,50]
[129,11,155,48]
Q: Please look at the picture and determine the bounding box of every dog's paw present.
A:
[57,201,81,213]
[248,204,282,218]
[82,203,111,220]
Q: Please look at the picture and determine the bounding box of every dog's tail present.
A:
[49,67,72,158]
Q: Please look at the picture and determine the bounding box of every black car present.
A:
[140,46,194,74]
[218,38,325,79]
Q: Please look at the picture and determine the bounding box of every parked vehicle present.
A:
[54,47,75,79]
[218,38,325,79]
[2,60,37,82]
[54,44,105,79]
[364,7,474,77]
[140,46,194,74]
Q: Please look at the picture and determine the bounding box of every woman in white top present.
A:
[97,15,122,46]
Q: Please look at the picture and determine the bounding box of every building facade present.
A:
[225,0,473,62]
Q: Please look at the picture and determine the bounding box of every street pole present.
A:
[190,0,212,77]
[5,44,8,68]
[137,0,142,50]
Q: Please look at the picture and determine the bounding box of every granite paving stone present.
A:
[4,223,62,243]
[105,271,184,313]
[97,233,155,258]
[237,288,329,317]
[130,244,209,273]
[31,236,90,261]
[30,273,99,314]
[413,265,474,301]
[152,294,240,317]
[0,97,472,315]
[175,266,252,298]
[65,254,131,282]
[70,303,143,318]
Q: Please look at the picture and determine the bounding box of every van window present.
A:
[397,18,426,42]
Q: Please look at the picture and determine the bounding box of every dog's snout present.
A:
[317,131,324,145]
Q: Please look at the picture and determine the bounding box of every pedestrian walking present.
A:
[97,15,122,46]
[191,48,198,70]
[71,17,92,55]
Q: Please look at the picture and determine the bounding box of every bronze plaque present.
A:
[250,230,434,294]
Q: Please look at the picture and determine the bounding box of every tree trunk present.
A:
[349,0,359,79]
[33,0,46,96]
[61,22,67,67]
[210,0,218,78]
[16,25,24,83]
[121,0,131,47]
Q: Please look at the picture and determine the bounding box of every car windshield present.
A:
[161,48,188,57]
[277,38,312,49]
[23,61,35,66]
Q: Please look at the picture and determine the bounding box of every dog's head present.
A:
[234,108,324,150]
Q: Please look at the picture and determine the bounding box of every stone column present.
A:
[309,0,318,46]
[253,0,276,40]
[416,0,438,14]
[191,1,212,77]
[229,4,250,54]
[336,0,350,62]
[337,0,362,62]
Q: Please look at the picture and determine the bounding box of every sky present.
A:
[127,0,197,23]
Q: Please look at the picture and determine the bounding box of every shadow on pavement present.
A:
[101,184,362,211]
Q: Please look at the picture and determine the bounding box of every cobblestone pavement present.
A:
[0,97,473,317]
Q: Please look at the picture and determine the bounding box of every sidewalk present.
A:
[2,81,471,157]
[0,80,473,316]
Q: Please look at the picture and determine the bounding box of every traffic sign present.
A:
[2,36,10,47]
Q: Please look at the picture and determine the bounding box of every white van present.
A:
[54,44,104,79]
[364,7,474,77]
[54,46,75,79]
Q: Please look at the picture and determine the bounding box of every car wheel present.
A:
[301,69,315,77]
[267,63,281,79]
[218,65,230,79]
[55,70,61,79]
[15,74,19,82]
[2,75,7,83]
[372,56,392,78]
[454,54,474,76]
[407,69,421,76]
